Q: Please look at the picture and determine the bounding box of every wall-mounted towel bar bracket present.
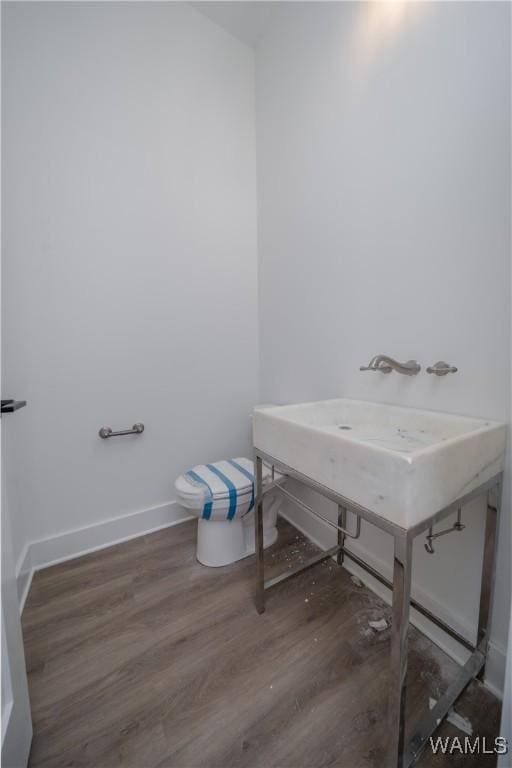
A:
[99,423,144,439]
[424,508,464,554]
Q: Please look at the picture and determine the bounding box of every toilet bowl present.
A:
[175,457,281,567]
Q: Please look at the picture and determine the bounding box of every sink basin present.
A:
[253,399,506,529]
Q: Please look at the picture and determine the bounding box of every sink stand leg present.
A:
[387,532,413,768]
[337,505,346,565]
[255,454,265,614]
[476,481,502,680]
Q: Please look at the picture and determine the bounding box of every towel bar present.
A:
[98,423,144,439]
[275,483,361,539]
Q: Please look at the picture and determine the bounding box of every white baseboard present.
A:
[1,700,13,746]
[279,508,507,699]
[16,566,33,616]
[16,501,193,613]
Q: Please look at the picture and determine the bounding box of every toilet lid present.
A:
[175,457,271,502]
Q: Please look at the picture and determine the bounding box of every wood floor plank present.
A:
[22,518,502,768]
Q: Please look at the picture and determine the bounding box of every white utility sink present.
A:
[253,399,506,529]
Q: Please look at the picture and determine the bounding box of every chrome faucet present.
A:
[360,355,421,376]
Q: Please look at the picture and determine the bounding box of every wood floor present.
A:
[22,518,501,768]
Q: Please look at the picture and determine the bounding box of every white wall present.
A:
[2,2,258,570]
[256,1,511,691]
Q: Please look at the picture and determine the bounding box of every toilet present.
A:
[175,457,281,567]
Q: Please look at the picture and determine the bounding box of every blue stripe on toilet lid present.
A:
[206,464,238,520]
[185,469,214,520]
[227,459,254,512]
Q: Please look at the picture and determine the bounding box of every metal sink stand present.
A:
[253,450,503,768]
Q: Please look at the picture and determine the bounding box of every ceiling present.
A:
[190,2,277,48]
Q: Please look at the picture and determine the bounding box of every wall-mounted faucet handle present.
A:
[426,361,458,376]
